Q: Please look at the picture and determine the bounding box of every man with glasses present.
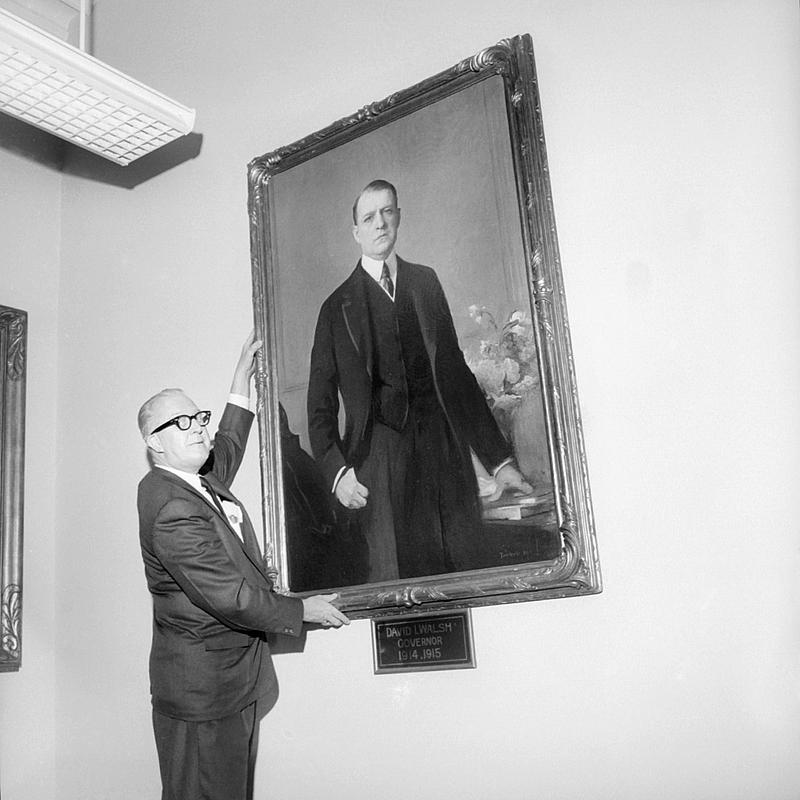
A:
[137,331,348,800]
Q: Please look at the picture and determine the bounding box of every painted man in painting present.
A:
[307,179,531,583]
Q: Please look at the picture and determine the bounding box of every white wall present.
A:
[1,1,798,798]
[0,129,61,799]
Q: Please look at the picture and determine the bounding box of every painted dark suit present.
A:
[137,403,303,724]
[307,257,512,582]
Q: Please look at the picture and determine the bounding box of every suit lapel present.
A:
[341,263,373,379]
[200,473,267,576]
[400,257,438,366]
[155,469,268,580]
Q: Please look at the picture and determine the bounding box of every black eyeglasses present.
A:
[150,410,212,435]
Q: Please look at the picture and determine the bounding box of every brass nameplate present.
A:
[372,610,475,674]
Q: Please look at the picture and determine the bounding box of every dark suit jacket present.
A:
[137,403,304,722]
[307,257,511,489]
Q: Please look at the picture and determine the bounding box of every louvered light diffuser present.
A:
[0,7,195,165]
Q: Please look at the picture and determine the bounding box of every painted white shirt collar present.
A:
[361,251,397,283]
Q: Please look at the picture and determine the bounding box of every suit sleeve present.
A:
[307,301,348,489]
[151,497,304,636]
[208,403,254,489]
[429,272,513,471]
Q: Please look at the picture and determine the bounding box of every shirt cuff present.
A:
[332,465,348,494]
[491,457,513,477]
[228,392,251,411]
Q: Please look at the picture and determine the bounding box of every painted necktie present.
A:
[380,262,394,300]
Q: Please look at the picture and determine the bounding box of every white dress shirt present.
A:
[361,251,398,301]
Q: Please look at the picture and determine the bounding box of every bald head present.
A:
[137,388,213,473]
[138,388,190,439]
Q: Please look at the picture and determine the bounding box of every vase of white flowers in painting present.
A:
[464,305,550,490]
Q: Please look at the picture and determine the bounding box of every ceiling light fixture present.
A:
[0,5,195,165]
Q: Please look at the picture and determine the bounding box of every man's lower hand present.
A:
[302,593,350,628]
[494,463,533,496]
[334,468,369,509]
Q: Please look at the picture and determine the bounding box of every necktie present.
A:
[380,262,394,300]
[200,476,262,561]
[200,475,226,517]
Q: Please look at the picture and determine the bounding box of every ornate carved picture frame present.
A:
[0,305,26,670]
[247,34,600,618]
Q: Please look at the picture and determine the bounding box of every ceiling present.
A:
[0,0,82,46]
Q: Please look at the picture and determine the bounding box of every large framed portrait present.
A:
[247,34,600,618]
[0,304,26,671]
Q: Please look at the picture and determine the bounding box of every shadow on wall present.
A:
[0,111,64,168]
[0,111,202,187]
